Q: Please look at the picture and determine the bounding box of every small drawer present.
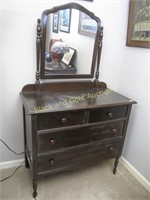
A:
[37,140,121,173]
[89,105,127,123]
[37,110,87,130]
[38,121,124,153]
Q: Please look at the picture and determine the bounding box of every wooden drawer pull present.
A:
[107,112,113,118]
[48,139,55,145]
[61,117,67,124]
[112,128,117,134]
[108,146,113,152]
[49,159,55,165]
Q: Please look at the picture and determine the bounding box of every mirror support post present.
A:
[36,19,41,89]
[94,27,103,87]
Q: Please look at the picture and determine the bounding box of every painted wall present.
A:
[1,0,149,182]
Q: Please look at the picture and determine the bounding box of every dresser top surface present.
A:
[20,87,136,115]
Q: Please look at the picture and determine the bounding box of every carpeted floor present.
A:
[0,160,149,200]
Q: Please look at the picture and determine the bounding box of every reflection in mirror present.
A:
[44,9,97,76]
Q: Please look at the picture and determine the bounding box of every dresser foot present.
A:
[25,154,29,168]
[33,180,37,199]
[113,157,119,175]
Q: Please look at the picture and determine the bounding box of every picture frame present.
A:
[59,9,71,33]
[52,12,59,33]
[61,47,76,66]
[78,11,97,37]
[126,0,150,48]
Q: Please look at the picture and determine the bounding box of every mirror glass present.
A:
[40,4,100,79]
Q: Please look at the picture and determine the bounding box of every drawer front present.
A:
[37,110,87,130]
[37,140,121,173]
[38,121,124,153]
[89,105,127,123]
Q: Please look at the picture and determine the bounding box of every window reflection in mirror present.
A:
[44,9,97,76]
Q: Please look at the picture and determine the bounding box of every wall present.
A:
[1,0,149,182]
[94,0,150,183]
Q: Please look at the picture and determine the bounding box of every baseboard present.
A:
[120,157,150,192]
[0,159,24,170]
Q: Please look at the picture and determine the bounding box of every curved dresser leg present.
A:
[33,180,38,199]
[113,156,119,175]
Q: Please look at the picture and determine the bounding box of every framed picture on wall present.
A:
[78,11,97,37]
[126,0,150,48]
[53,12,59,33]
[59,9,71,33]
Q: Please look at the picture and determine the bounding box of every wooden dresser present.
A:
[20,3,136,198]
[20,81,136,198]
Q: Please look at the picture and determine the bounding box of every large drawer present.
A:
[37,110,87,130]
[89,105,127,123]
[37,140,121,174]
[38,121,124,153]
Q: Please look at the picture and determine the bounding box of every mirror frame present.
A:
[36,3,102,80]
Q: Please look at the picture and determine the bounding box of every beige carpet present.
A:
[0,160,149,200]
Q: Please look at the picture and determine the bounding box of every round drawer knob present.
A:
[108,146,113,151]
[112,128,117,134]
[61,117,67,124]
[107,112,113,118]
[48,139,55,145]
[49,159,54,165]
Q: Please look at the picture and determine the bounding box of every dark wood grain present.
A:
[22,84,136,198]
[20,82,135,115]
[37,110,87,130]
[38,121,124,153]
[21,81,107,93]
[37,140,121,174]
[20,3,137,198]
[89,105,127,122]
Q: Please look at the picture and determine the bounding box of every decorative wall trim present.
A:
[0,159,24,169]
[120,157,150,192]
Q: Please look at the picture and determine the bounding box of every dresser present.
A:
[20,3,136,198]
[20,81,136,198]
